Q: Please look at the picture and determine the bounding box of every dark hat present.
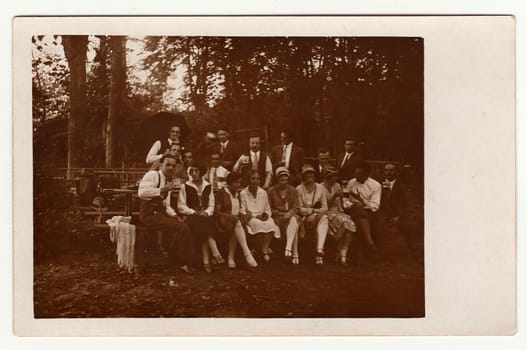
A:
[324,166,338,179]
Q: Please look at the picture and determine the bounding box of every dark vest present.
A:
[242,151,269,181]
[184,183,212,212]
[158,139,171,155]
[139,172,164,219]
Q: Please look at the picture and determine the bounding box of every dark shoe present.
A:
[315,250,324,265]
[211,255,225,265]
[366,244,380,259]
[203,263,213,273]
[338,258,349,267]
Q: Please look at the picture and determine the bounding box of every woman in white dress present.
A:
[297,164,329,265]
[321,167,357,266]
[239,170,280,262]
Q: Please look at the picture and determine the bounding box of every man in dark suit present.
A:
[212,128,240,171]
[374,163,408,246]
[336,137,362,184]
[312,148,333,183]
[270,129,305,185]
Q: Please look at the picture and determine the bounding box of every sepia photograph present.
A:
[31,33,424,318]
[13,16,515,336]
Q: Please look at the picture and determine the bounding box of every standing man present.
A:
[145,125,182,165]
[313,148,332,183]
[336,137,362,184]
[270,129,305,185]
[213,128,240,171]
[195,131,218,169]
[138,154,195,274]
[233,135,273,190]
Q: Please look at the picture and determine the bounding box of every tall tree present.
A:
[62,35,88,177]
[105,36,127,167]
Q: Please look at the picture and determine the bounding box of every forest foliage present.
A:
[32,35,423,168]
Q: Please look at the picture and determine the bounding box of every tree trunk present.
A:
[105,36,127,168]
[62,35,88,178]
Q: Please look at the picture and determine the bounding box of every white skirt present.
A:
[246,217,281,239]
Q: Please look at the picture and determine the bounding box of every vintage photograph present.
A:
[31,33,424,318]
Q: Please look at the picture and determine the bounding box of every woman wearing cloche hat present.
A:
[296,164,330,265]
[268,167,301,264]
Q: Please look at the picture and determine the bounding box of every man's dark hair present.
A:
[226,172,241,185]
[281,128,293,138]
[318,147,330,155]
[345,137,356,143]
[210,151,222,159]
[355,161,371,175]
[160,153,178,163]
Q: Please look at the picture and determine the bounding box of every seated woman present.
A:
[239,170,280,262]
[214,172,258,269]
[321,167,357,266]
[166,165,223,273]
[268,167,301,264]
[296,164,329,265]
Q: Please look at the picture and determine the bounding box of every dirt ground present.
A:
[34,223,424,318]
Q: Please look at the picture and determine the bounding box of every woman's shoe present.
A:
[262,253,271,263]
[292,256,300,265]
[228,260,237,269]
[315,250,324,265]
[203,263,212,273]
[212,254,225,265]
[284,249,293,262]
[245,253,258,268]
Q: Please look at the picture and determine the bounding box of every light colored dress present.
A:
[322,182,356,236]
[240,187,280,238]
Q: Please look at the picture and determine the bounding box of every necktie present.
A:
[341,153,350,168]
[252,152,258,170]
[281,145,287,163]
[220,142,225,154]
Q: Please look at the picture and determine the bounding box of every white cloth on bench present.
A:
[106,216,136,272]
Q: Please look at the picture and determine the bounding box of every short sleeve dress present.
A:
[322,182,356,237]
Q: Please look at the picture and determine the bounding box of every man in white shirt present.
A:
[145,125,182,165]
[233,136,273,189]
[345,161,381,260]
[204,152,230,190]
[137,154,194,274]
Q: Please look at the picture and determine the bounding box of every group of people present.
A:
[137,125,407,274]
